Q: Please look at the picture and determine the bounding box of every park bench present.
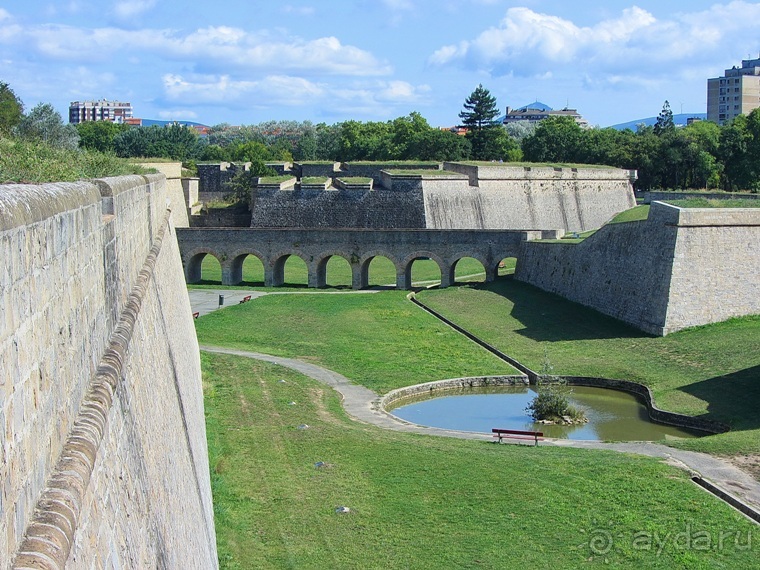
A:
[492,428,543,446]
[239,295,252,304]
[192,312,200,319]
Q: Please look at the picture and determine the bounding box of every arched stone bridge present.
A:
[176,228,560,289]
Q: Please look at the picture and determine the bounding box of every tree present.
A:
[459,84,502,160]
[14,103,80,150]
[653,100,675,136]
[459,84,500,131]
[112,124,205,160]
[521,116,583,163]
[75,120,128,152]
[0,81,23,134]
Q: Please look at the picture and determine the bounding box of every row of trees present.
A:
[4,78,760,191]
[518,110,759,191]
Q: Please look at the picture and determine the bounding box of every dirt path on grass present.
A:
[200,345,760,522]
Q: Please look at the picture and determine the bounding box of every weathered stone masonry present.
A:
[515,201,760,335]
[244,163,637,233]
[1,176,217,568]
[177,227,561,290]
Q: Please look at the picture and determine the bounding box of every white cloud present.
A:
[161,74,429,117]
[382,0,414,11]
[0,9,11,22]
[113,1,156,19]
[429,2,760,81]
[157,109,198,120]
[0,23,391,76]
[162,74,326,107]
[281,5,316,16]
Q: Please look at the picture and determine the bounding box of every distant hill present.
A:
[609,113,707,131]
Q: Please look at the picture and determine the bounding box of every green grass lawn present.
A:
[205,351,759,569]
[189,255,516,290]
[195,275,760,456]
[417,279,760,456]
[195,290,516,393]
[667,198,760,208]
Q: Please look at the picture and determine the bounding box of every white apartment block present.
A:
[69,100,133,124]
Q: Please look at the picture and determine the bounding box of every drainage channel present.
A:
[408,292,535,379]
[692,477,760,524]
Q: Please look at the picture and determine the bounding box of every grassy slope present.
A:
[195,291,516,394]
[0,136,149,183]
[205,352,759,569]
[417,280,760,456]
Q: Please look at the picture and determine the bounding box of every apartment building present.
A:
[502,102,590,128]
[69,100,133,124]
[707,57,760,125]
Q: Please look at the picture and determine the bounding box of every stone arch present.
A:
[400,251,447,290]
[314,251,353,288]
[448,252,491,285]
[359,250,401,289]
[268,250,310,287]
[184,248,223,284]
[226,249,267,286]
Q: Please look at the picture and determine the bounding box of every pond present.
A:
[387,386,704,441]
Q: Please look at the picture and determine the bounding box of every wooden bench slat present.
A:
[492,427,543,446]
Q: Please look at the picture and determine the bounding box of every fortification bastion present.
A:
[193,161,637,233]
[515,201,760,335]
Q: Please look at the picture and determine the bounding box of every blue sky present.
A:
[1,1,758,127]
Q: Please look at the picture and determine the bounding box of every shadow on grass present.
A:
[475,276,648,342]
[679,365,760,430]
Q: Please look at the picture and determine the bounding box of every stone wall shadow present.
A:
[477,277,646,342]
[678,365,760,430]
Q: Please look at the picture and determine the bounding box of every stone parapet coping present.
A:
[11,210,171,570]
[0,182,101,231]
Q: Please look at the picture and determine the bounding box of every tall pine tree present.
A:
[654,100,675,136]
[458,84,502,160]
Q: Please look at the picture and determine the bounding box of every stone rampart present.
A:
[245,162,635,232]
[431,163,636,231]
[138,162,191,228]
[514,201,760,335]
[1,176,217,568]
[639,190,760,203]
[249,184,427,228]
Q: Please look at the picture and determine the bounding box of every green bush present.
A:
[0,135,150,183]
[525,383,585,422]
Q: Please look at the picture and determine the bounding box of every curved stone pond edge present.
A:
[381,376,730,435]
[408,293,730,435]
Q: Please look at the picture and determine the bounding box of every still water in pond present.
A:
[388,386,704,441]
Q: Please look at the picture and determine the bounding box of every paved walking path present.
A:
[200,345,760,520]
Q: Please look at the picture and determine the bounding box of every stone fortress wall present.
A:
[0,175,217,568]
[194,161,637,233]
[515,201,760,335]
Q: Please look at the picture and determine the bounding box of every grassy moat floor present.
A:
[196,276,760,568]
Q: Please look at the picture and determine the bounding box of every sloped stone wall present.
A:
[514,202,760,335]
[1,175,217,568]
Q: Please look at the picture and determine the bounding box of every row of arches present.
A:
[184,250,517,289]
